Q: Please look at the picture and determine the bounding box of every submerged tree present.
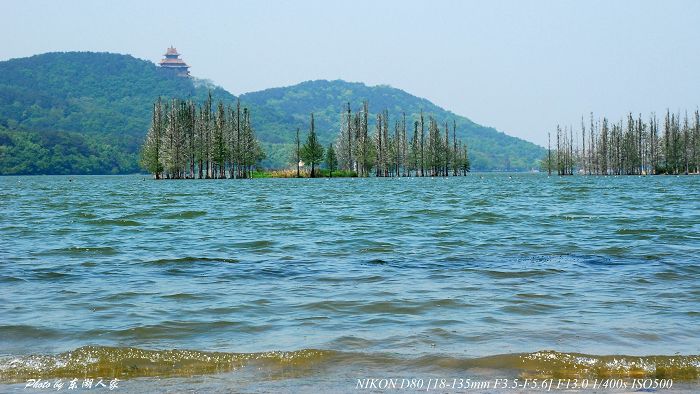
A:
[295,127,301,178]
[336,102,353,172]
[325,143,338,177]
[140,99,165,179]
[462,143,471,174]
[301,113,324,178]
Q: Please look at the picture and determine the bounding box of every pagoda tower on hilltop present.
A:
[159,46,190,77]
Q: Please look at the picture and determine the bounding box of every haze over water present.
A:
[1,174,699,391]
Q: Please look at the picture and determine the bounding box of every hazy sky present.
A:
[3,0,699,146]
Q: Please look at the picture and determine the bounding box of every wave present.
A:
[423,351,700,380]
[86,218,142,227]
[1,347,699,383]
[142,256,239,265]
[0,346,333,383]
[162,210,207,219]
[34,246,119,257]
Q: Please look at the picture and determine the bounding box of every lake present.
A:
[1,174,699,392]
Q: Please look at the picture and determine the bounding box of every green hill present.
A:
[0,52,545,174]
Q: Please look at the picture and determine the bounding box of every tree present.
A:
[411,121,419,176]
[375,112,383,177]
[357,116,375,177]
[301,113,324,178]
[336,102,354,171]
[452,120,458,176]
[402,113,408,176]
[213,101,227,178]
[203,92,213,178]
[462,144,471,174]
[184,101,196,179]
[420,110,425,176]
[444,121,450,176]
[694,110,700,174]
[140,99,164,179]
[295,127,301,178]
[226,104,236,178]
[547,132,552,176]
[162,99,186,178]
[235,99,242,178]
[239,107,265,178]
[195,105,205,179]
[325,143,338,177]
[355,102,372,177]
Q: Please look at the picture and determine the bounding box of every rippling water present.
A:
[1,174,699,392]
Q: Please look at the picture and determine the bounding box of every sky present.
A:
[3,0,699,147]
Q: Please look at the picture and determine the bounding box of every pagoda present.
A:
[159,46,190,77]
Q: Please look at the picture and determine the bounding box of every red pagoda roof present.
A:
[164,46,180,56]
[159,58,189,67]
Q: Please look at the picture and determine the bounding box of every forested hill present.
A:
[0,51,545,174]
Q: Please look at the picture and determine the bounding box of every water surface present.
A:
[1,174,699,391]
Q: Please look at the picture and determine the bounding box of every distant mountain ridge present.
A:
[0,52,545,174]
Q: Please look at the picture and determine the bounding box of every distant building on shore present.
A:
[159,46,190,77]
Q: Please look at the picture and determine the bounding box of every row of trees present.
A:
[329,101,470,177]
[141,97,471,179]
[140,94,265,179]
[545,109,700,175]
